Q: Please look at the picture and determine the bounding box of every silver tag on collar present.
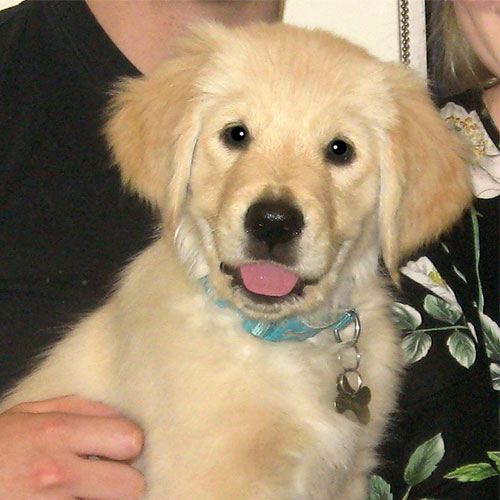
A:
[334,371,371,425]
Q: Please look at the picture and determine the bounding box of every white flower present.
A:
[400,256,461,308]
[441,102,500,199]
[470,160,500,199]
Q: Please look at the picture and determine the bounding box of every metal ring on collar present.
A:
[337,369,364,396]
[336,345,361,371]
[332,309,360,345]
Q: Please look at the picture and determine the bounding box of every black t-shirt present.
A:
[0,0,156,390]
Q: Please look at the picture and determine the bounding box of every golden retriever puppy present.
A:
[1,23,470,499]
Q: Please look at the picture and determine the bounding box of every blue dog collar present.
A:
[199,276,359,342]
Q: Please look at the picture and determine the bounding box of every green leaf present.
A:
[446,331,476,368]
[480,312,500,363]
[445,463,499,482]
[490,363,500,391]
[423,295,462,324]
[487,451,500,471]
[404,434,445,487]
[440,242,450,254]
[367,475,393,500]
[402,331,432,364]
[392,303,422,331]
[452,265,467,283]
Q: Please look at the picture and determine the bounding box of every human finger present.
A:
[64,414,144,461]
[7,395,121,418]
[72,456,145,500]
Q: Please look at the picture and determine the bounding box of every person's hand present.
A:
[0,395,145,500]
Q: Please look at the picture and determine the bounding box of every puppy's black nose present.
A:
[244,200,304,248]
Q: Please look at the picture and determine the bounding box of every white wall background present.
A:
[0,0,427,75]
[0,0,21,8]
[284,0,427,75]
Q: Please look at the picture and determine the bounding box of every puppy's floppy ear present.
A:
[104,25,219,226]
[380,67,472,278]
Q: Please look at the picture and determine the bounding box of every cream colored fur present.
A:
[1,23,471,499]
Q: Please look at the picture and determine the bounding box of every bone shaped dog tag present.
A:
[335,377,371,425]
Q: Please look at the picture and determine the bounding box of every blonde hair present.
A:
[428,1,498,97]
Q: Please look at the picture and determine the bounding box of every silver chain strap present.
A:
[399,0,411,65]
[333,310,372,425]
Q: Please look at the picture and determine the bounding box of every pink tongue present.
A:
[239,263,299,297]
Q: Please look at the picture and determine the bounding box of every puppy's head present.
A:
[105,23,470,319]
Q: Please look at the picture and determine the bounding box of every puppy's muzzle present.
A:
[244,199,304,264]
[220,199,314,304]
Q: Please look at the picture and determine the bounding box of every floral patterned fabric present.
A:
[374,90,499,500]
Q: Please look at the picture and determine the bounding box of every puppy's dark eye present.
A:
[325,138,355,165]
[221,124,250,149]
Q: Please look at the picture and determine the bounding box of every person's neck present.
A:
[85,0,282,74]
[483,84,500,131]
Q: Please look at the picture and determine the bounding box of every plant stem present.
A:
[417,325,470,333]
[470,207,484,313]
[401,485,412,500]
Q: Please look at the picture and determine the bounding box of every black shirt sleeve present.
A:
[0,0,156,392]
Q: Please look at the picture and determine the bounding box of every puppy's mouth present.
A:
[220,262,316,304]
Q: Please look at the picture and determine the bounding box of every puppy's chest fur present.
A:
[0,240,400,500]
[105,246,401,499]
